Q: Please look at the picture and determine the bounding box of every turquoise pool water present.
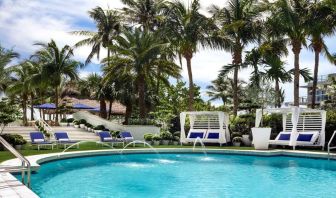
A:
[20,153,336,198]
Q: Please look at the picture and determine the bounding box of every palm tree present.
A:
[305,1,336,108]
[6,61,35,125]
[0,46,19,92]
[210,0,262,116]
[73,7,122,65]
[164,0,221,110]
[266,0,309,106]
[34,40,82,123]
[103,28,180,119]
[206,76,233,105]
[121,0,167,31]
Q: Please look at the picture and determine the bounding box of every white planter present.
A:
[68,123,74,126]
[80,124,85,128]
[173,141,179,146]
[87,128,92,132]
[74,125,79,128]
[242,135,251,146]
[233,142,241,147]
[153,141,160,146]
[251,127,271,150]
[162,140,170,145]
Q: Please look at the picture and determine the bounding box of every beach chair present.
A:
[54,132,79,149]
[98,131,124,147]
[30,132,54,150]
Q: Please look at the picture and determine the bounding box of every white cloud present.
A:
[0,0,335,105]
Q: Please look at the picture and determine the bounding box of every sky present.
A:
[0,0,336,106]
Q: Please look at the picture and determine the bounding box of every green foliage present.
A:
[160,130,173,140]
[263,114,283,138]
[110,130,120,138]
[152,134,161,141]
[94,125,105,130]
[230,114,255,135]
[144,133,154,141]
[60,118,67,123]
[232,136,242,143]
[326,111,336,144]
[79,119,87,124]
[85,123,93,128]
[73,120,79,125]
[0,99,20,133]
[67,118,74,123]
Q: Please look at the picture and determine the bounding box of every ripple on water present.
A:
[114,162,153,168]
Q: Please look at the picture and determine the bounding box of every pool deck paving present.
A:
[1,148,336,198]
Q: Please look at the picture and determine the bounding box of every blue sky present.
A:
[0,0,335,106]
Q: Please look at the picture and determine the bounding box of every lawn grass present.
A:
[0,142,255,163]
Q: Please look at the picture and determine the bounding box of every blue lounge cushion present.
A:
[189,132,204,138]
[297,134,314,142]
[30,132,46,142]
[98,131,112,141]
[207,133,219,139]
[121,131,133,138]
[278,134,291,141]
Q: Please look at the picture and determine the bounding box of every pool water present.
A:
[20,153,336,198]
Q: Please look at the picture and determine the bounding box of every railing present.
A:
[327,131,336,159]
[0,136,31,188]
[37,119,53,134]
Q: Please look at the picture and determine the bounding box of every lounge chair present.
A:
[185,129,207,144]
[269,131,320,146]
[30,132,54,150]
[98,131,124,147]
[54,132,79,149]
[203,129,226,146]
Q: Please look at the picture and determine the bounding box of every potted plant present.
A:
[242,133,252,146]
[60,118,68,126]
[152,134,161,146]
[232,136,242,147]
[79,119,87,128]
[85,123,93,131]
[111,130,120,138]
[173,136,180,145]
[73,120,79,128]
[144,133,154,145]
[94,125,105,134]
[13,134,27,150]
[67,118,74,126]
[160,131,172,145]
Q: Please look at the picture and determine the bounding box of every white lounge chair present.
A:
[269,131,320,146]
[203,129,226,146]
[185,129,207,143]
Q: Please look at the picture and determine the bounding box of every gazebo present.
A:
[255,107,326,150]
[180,111,230,146]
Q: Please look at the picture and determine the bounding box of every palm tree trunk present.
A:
[55,87,59,123]
[292,40,302,106]
[22,94,28,126]
[275,79,280,108]
[232,46,242,117]
[108,99,113,120]
[138,75,146,119]
[100,99,107,119]
[185,55,194,111]
[124,101,132,125]
[30,93,34,120]
[311,48,321,109]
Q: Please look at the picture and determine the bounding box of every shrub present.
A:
[1,134,16,145]
[144,133,154,141]
[232,136,242,143]
[173,136,180,142]
[67,118,74,123]
[110,130,120,138]
[73,120,79,125]
[160,131,173,140]
[60,118,67,123]
[94,125,105,130]
[173,131,181,137]
[152,134,161,141]
[12,134,27,145]
[85,123,92,128]
[79,119,87,125]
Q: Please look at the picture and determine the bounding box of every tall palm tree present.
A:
[34,40,82,123]
[73,7,121,117]
[210,0,262,116]
[121,0,167,31]
[103,28,180,119]
[0,46,19,92]
[6,61,35,125]
[266,0,309,106]
[305,1,336,108]
[164,0,221,110]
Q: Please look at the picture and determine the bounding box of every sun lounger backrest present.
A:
[285,113,322,132]
[98,131,111,141]
[30,132,45,142]
[54,132,69,140]
[120,131,133,138]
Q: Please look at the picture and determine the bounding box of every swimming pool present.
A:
[21,153,336,198]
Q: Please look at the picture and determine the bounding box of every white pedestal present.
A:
[252,127,271,150]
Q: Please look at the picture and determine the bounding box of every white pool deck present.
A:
[1,148,336,198]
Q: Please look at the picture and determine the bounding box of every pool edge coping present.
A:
[1,148,336,198]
